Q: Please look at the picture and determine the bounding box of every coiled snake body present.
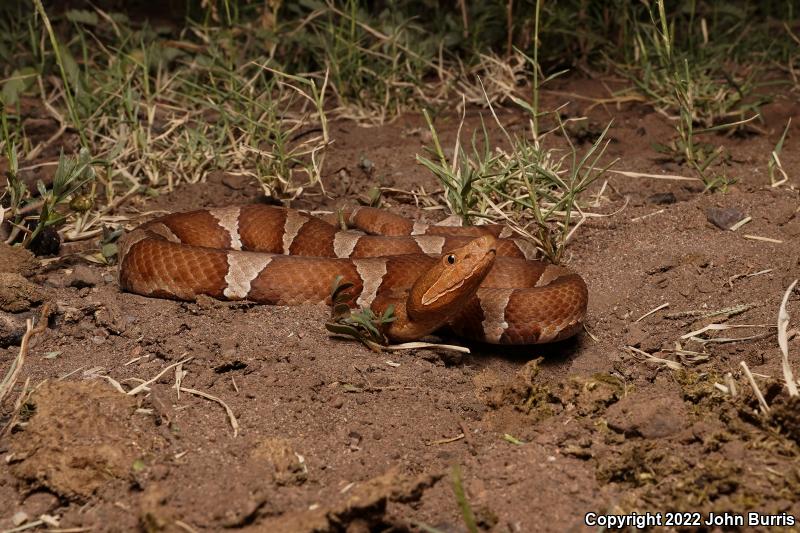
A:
[118,205,588,344]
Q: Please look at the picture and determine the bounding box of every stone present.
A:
[606,390,687,439]
[0,272,45,312]
[705,206,746,230]
[647,192,676,205]
[67,264,102,288]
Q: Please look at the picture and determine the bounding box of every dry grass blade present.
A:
[97,374,126,394]
[743,234,783,244]
[626,346,683,370]
[635,302,669,322]
[179,386,239,438]
[425,433,465,446]
[740,360,770,415]
[383,342,470,353]
[681,323,773,343]
[0,304,50,407]
[714,372,739,397]
[724,372,738,397]
[714,382,731,395]
[451,464,478,533]
[667,303,753,321]
[0,377,31,438]
[777,279,798,397]
[608,169,701,181]
[126,357,193,396]
[174,520,201,533]
[0,319,34,406]
[769,118,791,187]
[728,270,772,288]
[728,216,752,231]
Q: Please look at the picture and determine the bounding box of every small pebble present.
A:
[221,173,250,190]
[12,511,29,526]
[67,264,102,288]
[647,192,676,205]
[705,206,746,230]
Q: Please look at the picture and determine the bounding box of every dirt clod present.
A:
[0,272,45,313]
[251,437,307,486]
[647,192,676,205]
[260,469,441,533]
[0,244,38,277]
[606,389,687,438]
[8,381,161,502]
[66,264,102,288]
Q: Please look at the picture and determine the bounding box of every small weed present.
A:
[415,468,487,533]
[621,0,768,191]
[622,0,769,128]
[1,143,97,250]
[768,118,791,187]
[451,464,479,533]
[2,4,331,247]
[325,275,395,351]
[287,0,441,123]
[417,0,613,263]
[418,100,614,264]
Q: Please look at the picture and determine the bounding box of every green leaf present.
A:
[59,44,81,91]
[65,9,99,25]
[101,243,118,260]
[451,465,478,533]
[325,322,360,337]
[502,433,525,445]
[2,67,37,106]
[342,383,362,393]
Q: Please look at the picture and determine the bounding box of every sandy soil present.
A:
[1,77,800,532]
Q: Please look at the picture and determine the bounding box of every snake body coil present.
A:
[118,205,588,344]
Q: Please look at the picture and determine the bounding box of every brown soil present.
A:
[2,76,800,532]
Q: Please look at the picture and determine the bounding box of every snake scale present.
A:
[117,205,588,344]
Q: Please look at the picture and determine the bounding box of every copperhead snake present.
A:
[118,205,588,344]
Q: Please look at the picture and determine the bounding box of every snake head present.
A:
[408,234,497,319]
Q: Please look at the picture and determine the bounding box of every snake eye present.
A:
[446,254,456,265]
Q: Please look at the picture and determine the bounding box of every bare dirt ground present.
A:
[2,77,800,532]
